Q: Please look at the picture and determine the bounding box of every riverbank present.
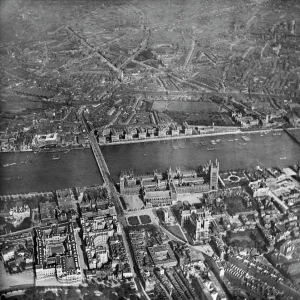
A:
[0,145,90,154]
[0,127,291,152]
[1,128,299,195]
[101,128,300,182]
[100,127,284,146]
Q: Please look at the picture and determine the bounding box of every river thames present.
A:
[0,148,103,195]
[1,130,300,195]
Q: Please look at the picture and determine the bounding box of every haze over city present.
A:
[1,0,300,299]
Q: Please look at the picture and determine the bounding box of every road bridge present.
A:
[79,110,141,289]
[284,128,300,146]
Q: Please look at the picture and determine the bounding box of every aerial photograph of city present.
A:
[1,0,300,299]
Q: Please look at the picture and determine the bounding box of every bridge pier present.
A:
[284,128,300,146]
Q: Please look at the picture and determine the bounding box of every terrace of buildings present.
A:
[39,199,57,225]
[0,230,34,274]
[222,258,283,299]
[148,244,177,268]
[80,214,128,276]
[108,234,132,279]
[249,167,300,214]
[56,188,78,215]
[80,200,116,219]
[34,221,83,284]
[81,215,117,242]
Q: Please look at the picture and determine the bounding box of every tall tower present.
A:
[210,159,219,191]
[195,210,212,241]
[119,70,124,82]
[163,208,169,223]
[119,173,126,194]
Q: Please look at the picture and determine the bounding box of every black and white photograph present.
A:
[0,0,300,299]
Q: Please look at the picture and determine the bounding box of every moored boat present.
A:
[3,163,16,167]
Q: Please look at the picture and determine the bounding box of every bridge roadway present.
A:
[284,128,300,146]
[88,132,124,218]
[87,132,152,298]
[79,110,142,291]
[79,109,125,220]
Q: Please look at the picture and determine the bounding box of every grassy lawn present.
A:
[227,229,265,249]
[224,195,251,215]
[151,101,168,112]
[139,215,151,224]
[123,195,144,210]
[171,203,183,223]
[166,101,219,113]
[183,219,196,241]
[127,216,140,226]
[184,231,194,244]
[165,225,186,241]
[156,209,165,222]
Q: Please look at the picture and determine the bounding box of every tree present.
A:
[44,291,56,300]
[66,288,80,300]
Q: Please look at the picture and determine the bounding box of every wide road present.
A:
[118,28,151,70]
[79,109,151,298]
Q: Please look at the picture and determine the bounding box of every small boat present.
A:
[20,161,28,164]
[64,149,71,153]
[280,157,286,160]
[4,176,22,181]
[216,139,221,142]
[242,136,250,142]
[228,139,234,142]
[3,163,16,167]
[52,155,60,160]
[234,138,238,141]
[207,148,216,151]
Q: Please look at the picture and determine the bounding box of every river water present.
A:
[0,148,103,195]
[101,130,300,182]
[0,130,300,195]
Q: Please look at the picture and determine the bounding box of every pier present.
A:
[284,128,300,146]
